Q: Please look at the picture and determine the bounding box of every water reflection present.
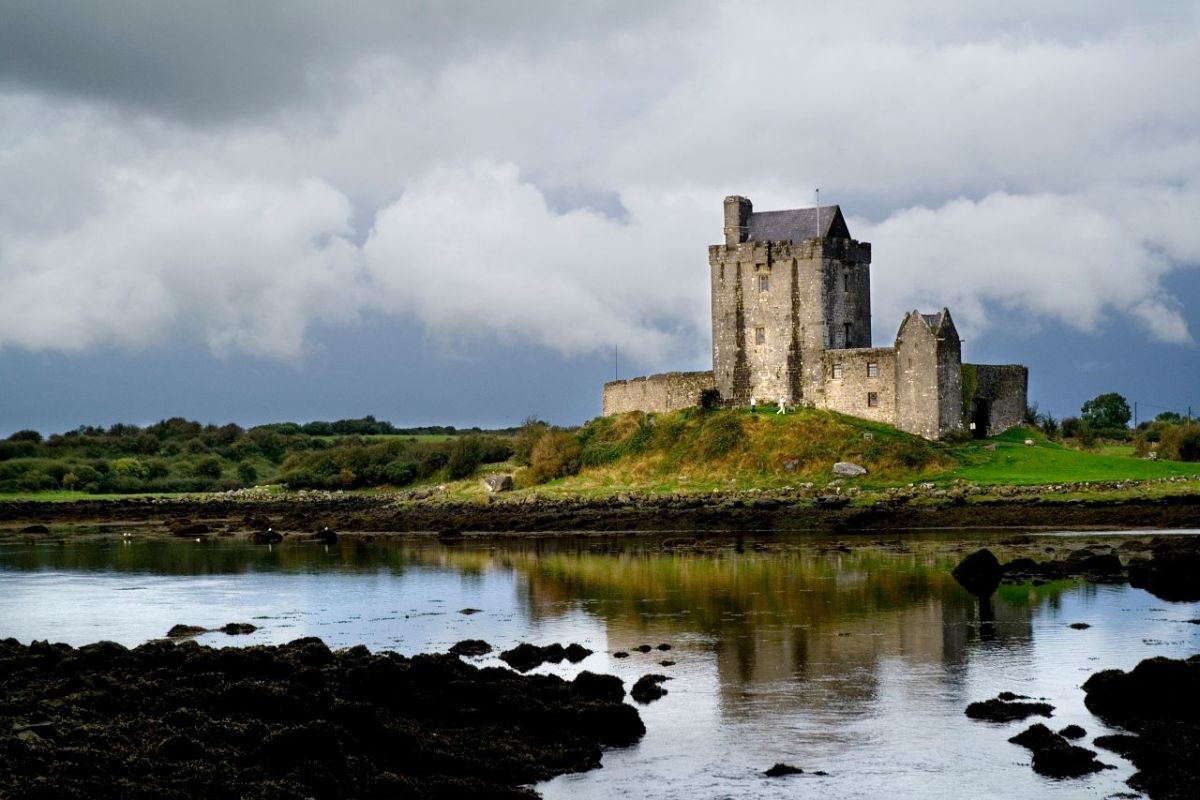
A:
[1,533,1196,799]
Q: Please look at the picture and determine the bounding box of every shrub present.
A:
[527,429,582,484]
[1078,421,1096,449]
[237,462,258,485]
[1061,417,1082,438]
[1038,414,1060,439]
[7,429,43,443]
[1160,425,1200,462]
[698,388,722,411]
[192,457,223,479]
[513,418,550,466]
[111,458,150,480]
[446,437,483,480]
[382,460,418,486]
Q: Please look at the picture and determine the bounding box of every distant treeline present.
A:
[0,416,521,494]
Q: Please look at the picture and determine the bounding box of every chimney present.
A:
[723,196,752,246]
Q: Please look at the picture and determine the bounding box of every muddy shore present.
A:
[2,487,1199,540]
[0,636,643,799]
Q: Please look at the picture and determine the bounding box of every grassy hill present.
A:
[531,407,1200,496]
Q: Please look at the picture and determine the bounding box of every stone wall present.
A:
[821,348,896,424]
[709,237,871,408]
[971,364,1028,434]
[894,311,963,440]
[602,371,716,416]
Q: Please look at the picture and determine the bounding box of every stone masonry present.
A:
[602,195,1028,439]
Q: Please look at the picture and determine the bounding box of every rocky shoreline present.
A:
[0,636,644,799]
[2,480,1200,539]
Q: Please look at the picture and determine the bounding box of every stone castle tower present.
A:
[603,195,1027,440]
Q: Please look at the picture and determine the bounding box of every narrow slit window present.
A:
[843,322,852,345]
[754,327,766,345]
[842,271,849,292]
[832,363,844,379]
[867,392,879,408]
[867,362,879,378]
[758,274,769,292]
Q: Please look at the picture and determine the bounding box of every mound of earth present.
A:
[0,636,644,799]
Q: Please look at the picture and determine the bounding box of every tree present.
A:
[1080,392,1131,429]
[1156,411,1183,423]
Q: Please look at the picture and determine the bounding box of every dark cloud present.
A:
[0,0,678,121]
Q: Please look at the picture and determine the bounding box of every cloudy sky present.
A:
[2,0,1199,435]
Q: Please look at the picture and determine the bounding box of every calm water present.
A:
[2,531,1198,800]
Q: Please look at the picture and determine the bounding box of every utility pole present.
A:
[614,346,618,381]
[814,188,820,238]
[1134,401,1138,427]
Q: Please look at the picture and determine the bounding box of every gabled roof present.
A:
[746,205,850,243]
[896,308,960,343]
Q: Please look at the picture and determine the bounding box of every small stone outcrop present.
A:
[482,474,514,493]
[1008,723,1109,778]
[965,694,1054,723]
[952,548,1003,597]
[764,763,804,777]
[630,674,671,704]
[499,642,593,672]
[449,639,493,657]
[832,462,867,477]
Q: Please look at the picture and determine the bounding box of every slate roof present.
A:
[921,312,943,330]
[746,205,849,243]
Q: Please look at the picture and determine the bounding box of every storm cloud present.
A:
[1,1,1198,375]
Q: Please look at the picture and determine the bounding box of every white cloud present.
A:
[0,169,365,359]
[0,1,1197,366]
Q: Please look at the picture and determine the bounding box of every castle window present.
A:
[843,271,849,292]
[832,363,843,379]
[754,327,765,345]
[843,322,852,345]
[758,274,769,292]
[867,392,879,408]
[867,362,879,378]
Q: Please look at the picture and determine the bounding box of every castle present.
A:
[602,195,1027,440]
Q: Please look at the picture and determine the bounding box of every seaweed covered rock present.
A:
[0,636,644,799]
[1127,538,1200,602]
[499,642,593,672]
[1085,655,1200,799]
[952,549,1002,597]
[1008,723,1109,778]
[965,695,1054,723]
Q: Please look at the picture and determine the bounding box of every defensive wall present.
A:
[602,371,716,416]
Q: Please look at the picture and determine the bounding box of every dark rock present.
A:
[168,519,210,537]
[815,495,850,510]
[659,660,675,667]
[997,691,1030,701]
[166,624,208,638]
[613,651,629,658]
[630,674,671,704]
[1009,723,1063,751]
[448,639,492,657]
[1009,723,1109,778]
[965,696,1054,723]
[764,763,804,777]
[953,549,1002,597]
[251,528,282,545]
[572,671,625,704]
[1127,539,1200,602]
[458,607,482,615]
[220,623,257,635]
[635,644,653,653]
[1084,655,1200,799]
[19,524,49,534]
[564,643,593,663]
[436,528,463,542]
[311,526,338,544]
[499,642,591,672]
[656,643,672,651]
[1069,622,1091,630]
[1059,724,1086,739]
[1031,743,1109,778]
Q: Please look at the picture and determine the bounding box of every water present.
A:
[2,531,1197,799]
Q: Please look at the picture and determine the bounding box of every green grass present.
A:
[932,427,1198,486]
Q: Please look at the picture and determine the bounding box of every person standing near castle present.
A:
[777,396,787,415]
[750,396,757,413]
